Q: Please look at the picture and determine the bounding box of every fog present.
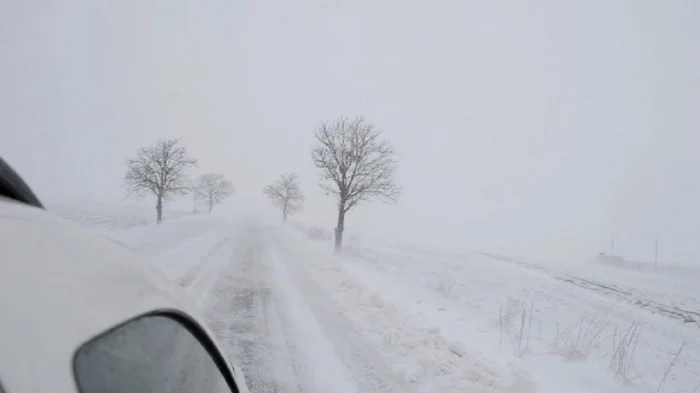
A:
[1,0,698,262]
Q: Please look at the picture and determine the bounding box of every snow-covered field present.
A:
[52,203,699,393]
[49,202,193,230]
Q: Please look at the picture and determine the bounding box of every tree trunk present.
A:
[156,194,163,224]
[283,211,288,223]
[334,206,345,253]
[208,197,213,214]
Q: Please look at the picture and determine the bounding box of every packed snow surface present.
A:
[53,204,699,393]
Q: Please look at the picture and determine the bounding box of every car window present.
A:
[73,314,234,393]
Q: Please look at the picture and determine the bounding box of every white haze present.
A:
[1,0,698,262]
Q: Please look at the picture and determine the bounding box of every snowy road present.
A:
[55,206,699,393]
[99,216,419,393]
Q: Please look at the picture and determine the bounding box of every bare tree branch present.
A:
[124,138,197,223]
[195,173,234,213]
[311,116,401,251]
[263,173,305,222]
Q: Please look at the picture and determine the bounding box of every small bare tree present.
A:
[312,116,400,252]
[263,173,304,223]
[124,138,197,224]
[195,173,234,213]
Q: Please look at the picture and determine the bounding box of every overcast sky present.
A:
[1,0,698,262]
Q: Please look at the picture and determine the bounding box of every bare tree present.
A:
[124,138,197,224]
[195,173,234,213]
[263,173,304,223]
[312,116,400,252]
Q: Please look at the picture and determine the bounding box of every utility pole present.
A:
[610,232,615,255]
[654,236,659,266]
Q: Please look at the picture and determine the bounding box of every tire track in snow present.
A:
[262,284,311,393]
[271,239,414,393]
[171,221,413,393]
[200,224,299,393]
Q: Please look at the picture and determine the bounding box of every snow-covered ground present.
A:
[48,202,194,230]
[332,238,700,393]
[53,203,699,393]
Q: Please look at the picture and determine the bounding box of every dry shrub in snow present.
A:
[499,298,524,334]
[500,300,536,357]
[497,298,539,357]
[550,312,611,360]
[655,342,685,393]
[608,321,642,382]
[493,299,694,390]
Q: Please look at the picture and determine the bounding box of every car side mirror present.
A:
[73,313,244,393]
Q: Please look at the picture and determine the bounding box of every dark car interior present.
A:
[0,157,44,209]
